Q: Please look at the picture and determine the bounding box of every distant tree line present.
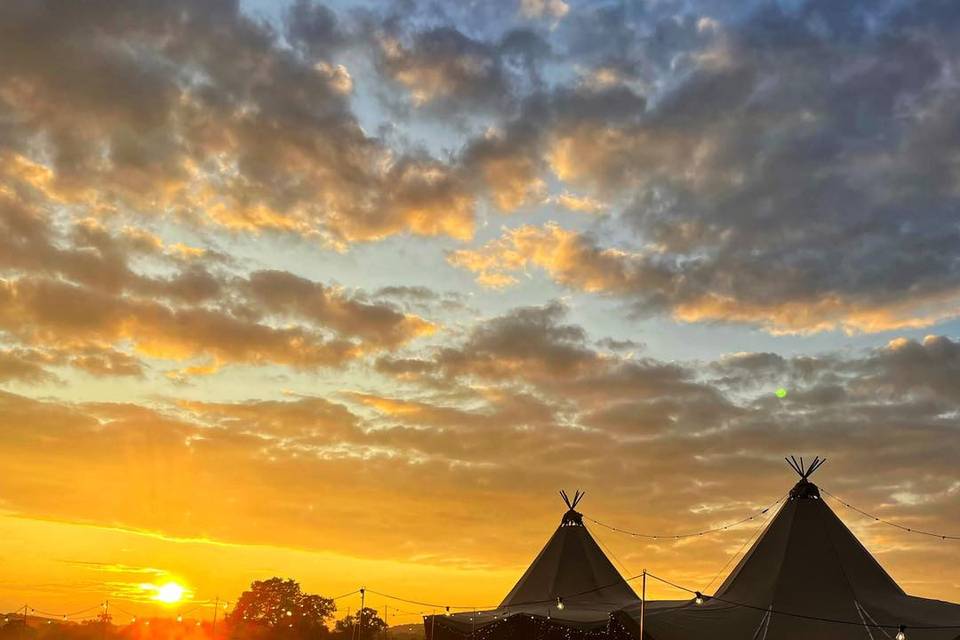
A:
[1,578,400,640]
[228,578,388,640]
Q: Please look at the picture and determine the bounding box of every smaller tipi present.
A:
[425,491,640,640]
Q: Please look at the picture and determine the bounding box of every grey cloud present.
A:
[445,0,960,333]
[284,0,346,60]
[374,26,516,117]
[596,337,643,351]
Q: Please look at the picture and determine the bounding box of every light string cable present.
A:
[584,494,787,540]
[177,601,211,617]
[371,565,675,614]
[364,590,493,611]
[109,603,138,619]
[822,488,960,540]
[28,602,105,619]
[645,572,960,630]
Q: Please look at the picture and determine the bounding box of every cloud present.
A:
[461,125,546,212]
[427,0,960,334]
[376,27,514,113]
[368,13,551,121]
[0,191,435,379]
[241,270,437,349]
[0,348,57,384]
[520,0,569,22]
[547,192,607,214]
[434,301,601,382]
[448,223,668,293]
[0,276,359,370]
[2,308,959,596]
[0,0,477,244]
[285,0,346,61]
[450,222,960,334]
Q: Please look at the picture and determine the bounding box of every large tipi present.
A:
[615,458,960,640]
[425,491,640,640]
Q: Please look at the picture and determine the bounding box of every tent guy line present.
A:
[822,489,960,540]
[699,494,782,593]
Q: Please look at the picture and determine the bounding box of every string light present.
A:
[177,615,183,622]
[27,603,110,620]
[694,592,704,605]
[585,495,786,540]
[556,597,565,610]
[897,625,907,640]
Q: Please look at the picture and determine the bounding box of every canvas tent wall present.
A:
[425,491,640,640]
[614,458,960,640]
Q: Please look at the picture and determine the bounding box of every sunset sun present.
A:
[153,582,186,604]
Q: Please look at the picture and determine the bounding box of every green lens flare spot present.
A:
[775,387,788,399]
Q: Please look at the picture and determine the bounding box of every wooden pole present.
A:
[640,570,646,640]
[211,597,220,639]
[359,588,365,640]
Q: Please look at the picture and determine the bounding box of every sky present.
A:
[1,0,960,624]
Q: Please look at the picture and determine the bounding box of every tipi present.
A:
[425,491,640,640]
[615,458,960,640]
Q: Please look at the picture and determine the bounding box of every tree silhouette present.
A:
[228,578,335,639]
[332,608,386,640]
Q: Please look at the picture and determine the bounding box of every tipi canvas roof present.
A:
[425,491,640,639]
[499,490,640,612]
[617,458,960,640]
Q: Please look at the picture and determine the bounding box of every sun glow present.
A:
[153,582,186,604]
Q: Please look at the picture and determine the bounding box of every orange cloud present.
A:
[447,223,645,292]
[450,224,960,334]
[672,291,960,335]
[547,192,607,214]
